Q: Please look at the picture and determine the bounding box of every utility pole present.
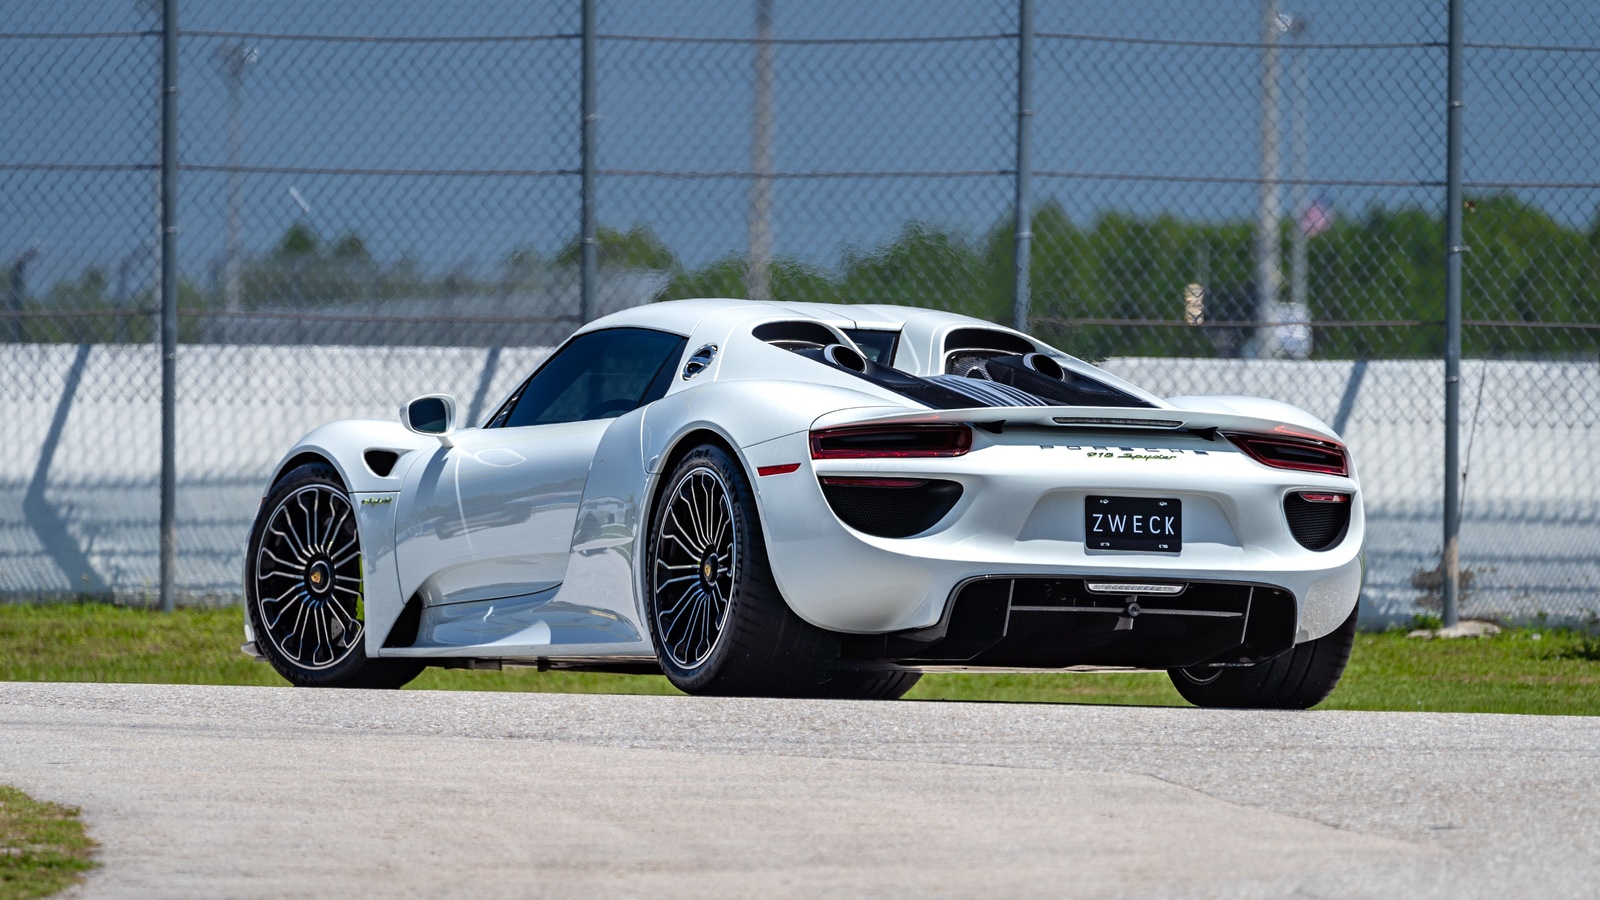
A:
[1251,0,1284,357]
[219,43,257,313]
[747,0,775,301]
[1285,13,1311,358]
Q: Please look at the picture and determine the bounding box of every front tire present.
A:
[246,462,423,689]
[647,444,854,697]
[1168,601,1359,709]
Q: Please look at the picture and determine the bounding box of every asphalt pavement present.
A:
[2,682,1596,898]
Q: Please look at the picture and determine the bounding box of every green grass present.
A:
[1,604,1597,714]
[0,785,96,900]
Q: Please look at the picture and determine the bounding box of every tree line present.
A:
[14,194,1598,359]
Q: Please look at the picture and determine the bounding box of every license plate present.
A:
[1085,496,1182,552]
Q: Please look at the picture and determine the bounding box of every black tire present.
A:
[646,444,857,698]
[817,670,923,701]
[245,462,424,690]
[1168,601,1359,709]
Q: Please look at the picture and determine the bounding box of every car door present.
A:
[395,327,686,607]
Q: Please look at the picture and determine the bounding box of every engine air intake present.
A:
[819,477,962,538]
[1283,491,1352,550]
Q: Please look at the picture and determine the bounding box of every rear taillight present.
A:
[1225,432,1348,477]
[809,425,972,460]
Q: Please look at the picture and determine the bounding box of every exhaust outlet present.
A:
[1022,352,1065,381]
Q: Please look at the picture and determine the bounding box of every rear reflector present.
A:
[1225,432,1348,477]
[810,424,972,460]
[756,463,801,477]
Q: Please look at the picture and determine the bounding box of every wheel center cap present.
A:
[700,553,718,585]
[307,560,333,595]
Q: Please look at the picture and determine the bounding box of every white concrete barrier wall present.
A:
[3,345,1596,624]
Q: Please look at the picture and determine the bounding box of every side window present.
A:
[489,328,687,429]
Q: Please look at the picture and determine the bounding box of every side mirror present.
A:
[401,393,459,447]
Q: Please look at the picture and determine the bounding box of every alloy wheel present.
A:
[253,484,364,670]
[651,465,739,670]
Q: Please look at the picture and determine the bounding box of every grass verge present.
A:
[1,604,1597,714]
[0,785,95,900]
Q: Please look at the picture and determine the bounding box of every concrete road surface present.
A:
[1,682,1596,898]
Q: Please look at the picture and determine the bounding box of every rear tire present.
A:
[818,670,923,701]
[246,463,424,690]
[1168,601,1358,709]
[647,443,896,698]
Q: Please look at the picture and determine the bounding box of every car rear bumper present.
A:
[743,430,1364,644]
[841,575,1311,671]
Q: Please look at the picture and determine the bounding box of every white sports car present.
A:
[244,299,1363,707]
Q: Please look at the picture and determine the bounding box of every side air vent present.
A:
[383,594,424,648]
[364,449,401,478]
[820,477,963,538]
[1283,492,1351,551]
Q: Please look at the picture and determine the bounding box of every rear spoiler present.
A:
[809,404,1343,445]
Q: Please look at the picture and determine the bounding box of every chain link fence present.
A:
[2,1,1596,622]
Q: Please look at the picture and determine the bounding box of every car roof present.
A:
[577,297,993,338]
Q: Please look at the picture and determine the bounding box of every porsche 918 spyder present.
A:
[243,299,1362,706]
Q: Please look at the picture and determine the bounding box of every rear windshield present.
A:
[843,328,899,366]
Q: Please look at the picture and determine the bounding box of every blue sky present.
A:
[3,0,1596,292]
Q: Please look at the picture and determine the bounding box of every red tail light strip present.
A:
[809,424,972,460]
[1225,432,1348,477]
[756,463,801,477]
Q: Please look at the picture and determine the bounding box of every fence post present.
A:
[1011,0,1033,332]
[1442,0,1465,628]
[158,0,179,613]
[579,0,598,324]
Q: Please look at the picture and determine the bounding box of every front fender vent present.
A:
[820,477,962,538]
[363,449,401,478]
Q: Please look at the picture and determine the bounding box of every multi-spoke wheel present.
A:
[650,465,738,672]
[645,443,912,699]
[245,463,422,689]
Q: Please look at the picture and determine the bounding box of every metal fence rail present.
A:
[2,0,1596,624]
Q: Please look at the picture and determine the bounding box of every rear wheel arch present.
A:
[638,428,745,618]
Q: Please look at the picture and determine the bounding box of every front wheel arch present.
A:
[266,450,342,497]
[245,461,422,689]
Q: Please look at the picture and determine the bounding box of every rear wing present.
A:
[810,403,1344,446]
